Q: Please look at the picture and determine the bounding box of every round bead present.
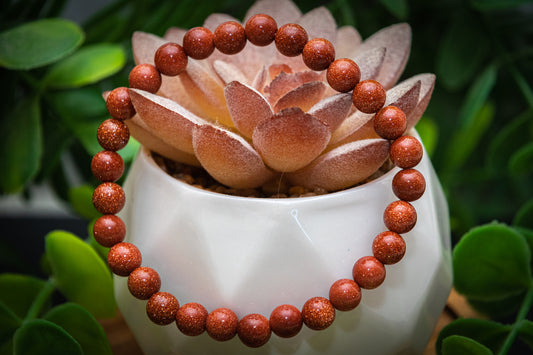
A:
[106,87,135,120]
[129,64,161,94]
[275,23,308,57]
[154,43,188,76]
[301,297,335,331]
[128,267,161,300]
[392,168,426,202]
[91,150,124,182]
[390,135,423,169]
[352,79,386,114]
[245,14,277,46]
[326,58,360,93]
[97,119,130,151]
[352,256,386,289]
[92,182,125,215]
[384,200,417,234]
[176,302,208,336]
[93,214,126,247]
[182,27,215,60]
[372,231,406,265]
[237,314,271,348]
[374,106,407,140]
[302,38,335,71]
[146,292,180,325]
[329,279,362,311]
[269,304,302,338]
[205,308,238,341]
[214,21,247,55]
[107,242,141,276]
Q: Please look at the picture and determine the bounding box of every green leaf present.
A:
[415,116,438,158]
[442,335,493,355]
[518,320,533,350]
[453,223,532,301]
[470,0,532,11]
[0,95,42,193]
[509,142,533,175]
[13,319,82,355]
[0,302,21,348]
[436,318,510,355]
[0,274,47,319]
[44,44,125,89]
[468,291,524,318]
[379,0,409,20]
[0,19,84,70]
[44,303,112,355]
[68,185,100,220]
[514,200,533,230]
[45,231,116,318]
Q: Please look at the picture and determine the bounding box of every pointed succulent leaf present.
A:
[274,81,326,112]
[336,26,362,59]
[298,7,337,44]
[329,110,374,145]
[132,31,166,65]
[252,66,269,91]
[404,74,436,130]
[355,47,386,81]
[264,70,322,104]
[163,27,186,43]
[244,0,302,26]
[203,13,238,31]
[308,93,352,132]
[213,60,248,85]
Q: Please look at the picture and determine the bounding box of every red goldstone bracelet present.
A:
[92,13,426,348]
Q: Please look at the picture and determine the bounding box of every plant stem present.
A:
[24,279,56,321]
[497,284,533,355]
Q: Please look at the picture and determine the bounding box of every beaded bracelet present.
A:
[92,13,426,348]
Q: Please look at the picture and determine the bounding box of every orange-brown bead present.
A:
[176,302,208,336]
[129,64,161,94]
[275,23,308,57]
[91,150,124,182]
[329,279,362,311]
[269,304,302,338]
[97,119,130,151]
[245,14,277,46]
[182,27,215,60]
[326,58,360,93]
[146,292,180,325]
[384,200,417,234]
[390,135,423,169]
[352,79,386,114]
[106,87,135,120]
[214,21,247,55]
[206,308,238,341]
[392,168,426,202]
[107,242,141,276]
[93,214,126,247]
[154,43,188,76]
[352,256,386,289]
[92,182,125,215]
[374,106,407,140]
[302,38,335,71]
[128,267,161,300]
[237,314,271,348]
[301,297,335,331]
[372,231,406,265]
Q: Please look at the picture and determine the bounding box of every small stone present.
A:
[129,64,161,94]
[372,231,406,265]
[392,168,426,202]
[176,302,208,336]
[275,23,308,57]
[329,279,361,311]
[93,214,126,247]
[326,58,360,93]
[390,135,423,169]
[302,38,335,71]
[91,150,124,182]
[146,292,180,325]
[128,267,161,300]
[182,27,215,60]
[245,14,277,46]
[269,304,302,338]
[154,42,188,76]
[205,308,238,341]
[383,200,417,234]
[352,80,386,114]
[214,21,247,55]
[237,313,271,348]
[374,106,407,140]
[107,242,141,276]
[106,87,135,120]
[97,119,130,151]
[92,182,125,215]
[301,297,335,331]
[352,256,386,289]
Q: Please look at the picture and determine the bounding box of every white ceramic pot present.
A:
[115,134,452,355]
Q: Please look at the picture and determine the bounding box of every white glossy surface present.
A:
[116,138,452,355]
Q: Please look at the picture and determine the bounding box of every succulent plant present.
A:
[124,0,435,192]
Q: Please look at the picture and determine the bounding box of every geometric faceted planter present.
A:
[115,132,452,354]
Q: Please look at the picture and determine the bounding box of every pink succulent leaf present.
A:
[307,93,352,132]
[274,81,327,112]
[385,79,421,117]
[192,124,275,189]
[252,66,269,91]
[244,0,302,26]
[132,31,167,65]
[264,70,322,103]
[297,6,337,44]
[203,13,238,31]
[355,47,386,81]
[163,27,186,43]
[404,73,436,130]
[224,81,274,138]
[287,138,390,191]
[159,75,206,118]
[252,107,331,172]
[213,60,249,85]
[329,110,373,145]
[336,26,362,59]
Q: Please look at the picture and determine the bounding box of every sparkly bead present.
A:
[129,64,161,94]
[237,314,271,348]
[92,182,125,215]
[205,308,238,341]
[214,21,247,55]
[128,267,161,300]
[352,79,386,114]
[274,23,308,57]
[182,27,215,60]
[326,58,360,93]
[154,43,188,76]
[390,135,423,169]
[91,150,124,182]
[106,87,135,120]
[372,231,406,265]
[302,38,335,71]
[384,200,417,234]
[374,106,407,140]
[146,292,180,325]
[301,297,335,331]
[107,242,141,276]
[352,256,386,289]
[93,214,126,247]
[392,168,426,202]
[269,304,302,338]
[97,119,130,151]
[245,14,277,46]
[329,279,361,311]
[176,302,208,336]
